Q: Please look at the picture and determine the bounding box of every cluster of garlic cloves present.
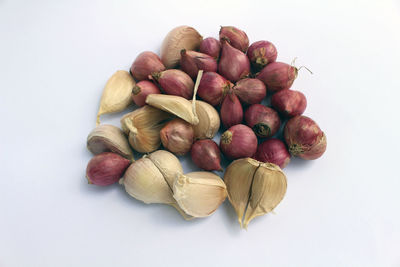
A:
[224,158,287,228]
[120,150,227,219]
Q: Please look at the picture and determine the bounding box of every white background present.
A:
[1,0,400,266]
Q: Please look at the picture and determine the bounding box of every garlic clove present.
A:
[145,94,199,125]
[242,163,287,228]
[87,124,134,161]
[121,158,175,204]
[120,105,173,153]
[224,158,260,227]
[173,172,227,218]
[191,100,220,139]
[97,70,135,125]
[160,25,203,69]
[146,150,183,188]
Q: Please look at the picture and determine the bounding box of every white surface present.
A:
[1,0,400,266]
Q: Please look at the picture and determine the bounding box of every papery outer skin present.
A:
[152,69,194,99]
[97,70,135,125]
[173,172,227,217]
[233,78,267,105]
[247,41,278,71]
[271,89,307,117]
[243,162,287,228]
[256,62,298,92]
[180,50,218,79]
[130,51,165,81]
[87,124,134,160]
[147,150,183,188]
[145,94,199,125]
[218,40,250,83]
[219,26,249,53]
[223,158,260,227]
[122,158,175,204]
[131,80,161,107]
[284,115,327,160]
[191,100,220,139]
[197,72,231,106]
[220,124,257,159]
[160,118,194,156]
[160,25,203,69]
[190,139,222,171]
[120,105,173,153]
[220,93,243,129]
[254,139,291,169]
[86,152,131,186]
[199,37,221,59]
[244,104,281,138]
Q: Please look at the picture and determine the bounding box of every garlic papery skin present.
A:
[173,172,227,218]
[87,124,134,161]
[160,25,203,69]
[146,150,183,188]
[97,70,135,125]
[120,105,173,153]
[146,94,199,125]
[121,158,175,204]
[223,158,259,226]
[224,158,287,228]
[191,100,220,139]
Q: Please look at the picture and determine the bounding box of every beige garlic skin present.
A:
[191,100,220,139]
[160,26,203,69]
[97,70,135,125]
[120,105,173,153]
[173,172,227,218]
[145,94,199,125]
[121,150,190,219]
[122,158,175,204]
[224,158,287,228]
[87,124,134,161]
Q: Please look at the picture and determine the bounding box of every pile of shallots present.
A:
[85,25,327,227]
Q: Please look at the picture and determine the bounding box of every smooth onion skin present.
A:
[220,124,257,160]
[247,40,278,71]
[180,50,218,80]
[199,37,221,60]
[233,78,267,105]
[254,139,291,169]
[271,89,307,117]
[218,40,250,83]
[256,62,297,92]
[198,72,231,106]
[219,26,249,53]
[131,81,161,107]
[284,115,327,160]
[190,139,222,171]
[86,152,131,186]
[130,51,165,81]
[152,69,194,99]
[160,118,194,156]
[220,93,243,129]
[244,104,280,138]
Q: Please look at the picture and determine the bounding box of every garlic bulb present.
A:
[224,158,287,228]
[87,124,134,161]
[120,105,173,153]
[173,172,227,217]
[160,25,203,69]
